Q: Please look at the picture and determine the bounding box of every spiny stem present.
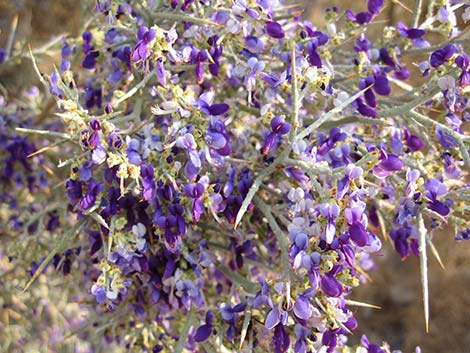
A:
[114,72,155,106]
[28,139,69,158]
[174,305,195,353]
[234,144,292,228]
[239,305,252,350]
[23,202,68,230]
[216,265,261,294]
[29,46,51,95]
[345,299,381,309]
[379,86,442,118]
[295,85,372,141]
[253,196,291,308]
[320,116,391,130]
[408,110,470,168]
[5,15,18,60]
[427,236,445,270]
[412,0,423,28]
[290,44,300,140]
[16,127,72,140]
[236,59,352,228]
[153,12,221,27]
[24,218,87,292]
[417,212,430,333]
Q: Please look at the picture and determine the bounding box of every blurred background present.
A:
[1,0,470,352]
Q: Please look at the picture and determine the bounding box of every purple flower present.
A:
[87,229,103,255]
[455,54,470,88]
[337,164,363,199]
[49,72,64,97]
[293,288,315,320]
[265,21,285,39]
[262,116,291,155]
[194,311,213,342]
[354,34,371,52]
[65,179,82,206]
[424,178,447,198]
[208,35,223,76]
[155,57,167,86]
[131,26,156,62]
[390,225,419,259]
[220,302,246,340]
[273,323,290,353]
[320,274,342,297]
[394,65,411,80]
[430,44,458,68]
[205,118,231,158]
[232,0,260,19]
[455,228,470,241]
[435,125,458,148]
[253,280,272,308]
[245,57,265,91]
[79,179,104,210]
[84,84,102,109]
[356,96,377,117]
[345,204,369,247]
[442,152,460,178]
[306,41,322,67]
[346,0,383,24]
[359,73,391,110]
[184,183,205,221]
[265,306,282,329]
[361,335,386,353]
[91,284,107,304]
[192,47,208,84]
[245,36,265,52]
[424,178,450,216]
[290,232,309,261]
[260,71,287,88]
[126,139,142,165]
[373,148,403,178]
[294,324,311,353]
[107,130,123,150]
[175,279,203,310]
[346,10,372,24]
[88,121,101,150]
[176,133,201,169]
[373,73,391,96]
[367,0,384,15]
[156,212,184,251]
[319,203,340,244]
[82,31,99,69]
[197,91,229,116]
[284,166,309,184]
[141,164,156,201]
[317,128,347,155]
[379,154,403,170]
[404,129,425,151]
[91,145,107,164]
[221,302,247,321]
[362,233,382,253]
[397,22,429,48]
[0,48,7,64]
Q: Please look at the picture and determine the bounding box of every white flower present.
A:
[326,23,336,35]
[132,223,146,238]
[293,140,307,155]
[463,7,470,21]
[437,75,456,90]
[333,91,349,108]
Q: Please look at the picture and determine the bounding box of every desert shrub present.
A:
[2,0,470,352]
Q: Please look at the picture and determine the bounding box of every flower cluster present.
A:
[4,0,470,352]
